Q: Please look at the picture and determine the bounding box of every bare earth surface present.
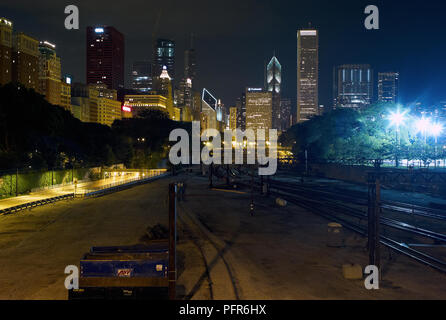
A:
[0,172,445,300]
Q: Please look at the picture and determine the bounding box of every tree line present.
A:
[280,103,445,166]
[0,83,190,171]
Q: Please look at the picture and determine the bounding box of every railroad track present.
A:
[208,168,446,274]
[176,174,241,300]
[267,182,446,274]
[268,179,446,220]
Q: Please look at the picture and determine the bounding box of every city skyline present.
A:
[0,1,446,304]
[2,0,446,109]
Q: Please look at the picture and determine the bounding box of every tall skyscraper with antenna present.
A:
[297,28,319,122]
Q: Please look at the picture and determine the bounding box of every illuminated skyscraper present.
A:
[184,49,196,83]
[201,88,218,134]
[86,26,125,90]
[297,29,319,123]
[236,92,246,130]
[266,55,281,130]
[123,94,168,117]
[378,72,399,104]
[131,61,152,93]
[178,77,192,107]
[245,88,272,132]
[60,77,72,112]
[333,64,373,109]
[229,106,237,130]
[12,32,39,91]
[38,41,61,106]
[0,18,13,85]
[88,84,121,126]
[153,39,175,82]
[154,66,175,118]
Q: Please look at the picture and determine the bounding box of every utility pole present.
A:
[260,175,264,195]
[168,183,177,300]
[305,149,308,176]
[209,163,213,188]
[226,164,230,186]
[266,175,270,197]
[250,168,254,216]
[367,170,381,269]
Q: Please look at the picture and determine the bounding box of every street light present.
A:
[388,109,407,128]
[415,117,431,144]
[429,122,443,162]
[429,123,443,137]
[388,108,407,167]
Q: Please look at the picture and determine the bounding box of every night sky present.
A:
[1,0,446,108]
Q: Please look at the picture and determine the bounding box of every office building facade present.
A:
[89,85,121,126]
[236,92,246,131]
[184,48,196,84]
[131,60,152,93]
[297,29,319,123]
[333,64,373,109]
[123,94,168,117]
[12,32,39,91]
[280,98,292,131]
[0,18,13,85]
[378,72,399,104]
[38,41,61,106]
[229,106,237,130]
[60,79,72,112]
[245,88,272,132]
[152,38,175,81]
[71,96,90,122]
[86,26,124,90]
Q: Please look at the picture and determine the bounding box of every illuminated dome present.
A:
[160,65,171,80]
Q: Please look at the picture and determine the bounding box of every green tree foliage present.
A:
[280,103,444,164]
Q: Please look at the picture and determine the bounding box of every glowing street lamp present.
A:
[429,123,443,138]
[429,123,443,158]
[415,117,431,144]
[388,109,407,128]
[388,108,407,167]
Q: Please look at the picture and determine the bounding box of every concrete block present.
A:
[342,264,363,280]
[275,198,287,207]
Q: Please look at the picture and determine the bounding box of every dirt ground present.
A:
[0,172,445,299]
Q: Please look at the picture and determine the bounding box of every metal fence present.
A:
[0,169,169,215]
[0,194,75,215]
[79,172,168,198]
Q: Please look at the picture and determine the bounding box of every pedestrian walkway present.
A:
[0,170,165,211]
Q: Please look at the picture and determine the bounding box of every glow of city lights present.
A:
[415,117,431,134]
[429,123,443,137]
[388,109,407,127]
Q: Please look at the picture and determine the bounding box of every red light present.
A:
[122,106,132,112]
